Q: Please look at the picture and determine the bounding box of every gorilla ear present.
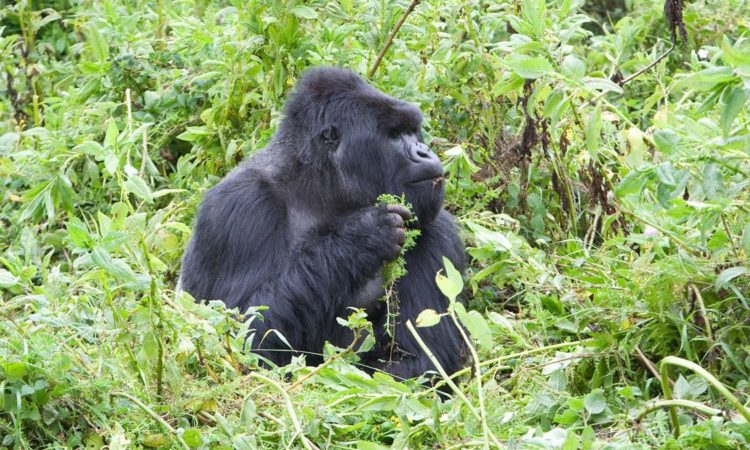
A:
[320,126,341,145]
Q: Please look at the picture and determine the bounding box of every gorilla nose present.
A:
[407,143,444,182]
[408,143,438,163]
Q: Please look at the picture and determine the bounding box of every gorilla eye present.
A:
[320,126,341,144]
[388,128,402,139]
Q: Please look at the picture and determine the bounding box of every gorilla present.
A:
[180,67,466,379]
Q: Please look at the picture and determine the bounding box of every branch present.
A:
[368,0,420,78]
[635,345,673,387]
[619,43,676,86]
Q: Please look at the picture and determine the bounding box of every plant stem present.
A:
[140,236,164,400]
[660,356,750,437]
[636,399,721,424]
[368,0,420,78]
[619,43,676,86]
[447,312,502,449]
[405,320,480,420]
[689,284,714,344]
[249,372,317,450]
[111,391,190,450]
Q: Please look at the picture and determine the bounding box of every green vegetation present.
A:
[2,0,750,448]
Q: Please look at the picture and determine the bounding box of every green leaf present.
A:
[492,73,525,96]
[585,104,601,154]
[742,223,750,254]
[653,129,680,156]
[240,398,256,427]
[415,309,442,327]
[581,77,623,94]
[674,66,737,92]
[2,361,26,383]
[583,389,606,415]
[520,0,546,38]
[435,257,463,301]
[124,175,154,203]
[91,247,137,282]
[655,162,677,186]
[581,426,596,450]
[462,310,493,349]
[562,430,580,450]
[66,217,92,248]
[181,428,202,448]
[467,222,513,250]
[360,395,399,411]
[73,141,104,159]
[356,442,390,450]
[291,5,318,19]
[0,269,19,288]
[507,54,553,79]
[142,434,168,448]
[702,163,724,199]
[85,24,109,62]
[715,266,748,291]
[104,118,119,148]
[561,55,585,81]
[720,86,748,137]
[104,152,119,175]
[177,126,212,142]
[673,375,690,399]
[615,168,652,198]
[84,432,105,450]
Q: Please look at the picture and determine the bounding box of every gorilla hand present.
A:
[366,204,412,262]
[382,204,412,259]
[344,205,412,269]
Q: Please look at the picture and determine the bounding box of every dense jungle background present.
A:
[2,0,750,448]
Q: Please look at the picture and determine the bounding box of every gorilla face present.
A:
[383,128,445,225]
[283,69,445,225]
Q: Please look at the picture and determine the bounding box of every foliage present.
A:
[376,193,420,339]
[1,0,750,448]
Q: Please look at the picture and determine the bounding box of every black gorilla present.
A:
[180,67,466,379]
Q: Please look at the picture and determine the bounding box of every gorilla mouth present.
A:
[409,175,444,185]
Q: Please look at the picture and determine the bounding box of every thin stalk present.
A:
[405,320,480,420]
[140,236,164,400]
[428,338,593,395]
[111,392,189,450]
[636,399,720,424]
[249,373,316,450]
[689,284,714,344]
[447,310,503,449]
[368,0,420,78]
[619,43,676,86]
[720,213,741,260]
[660,356,750,437]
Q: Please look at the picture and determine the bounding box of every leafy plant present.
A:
[2,0,750,447]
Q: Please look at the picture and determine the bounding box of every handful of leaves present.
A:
[376,194,421,338]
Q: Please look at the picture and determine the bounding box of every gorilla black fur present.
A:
[180,67,466,379]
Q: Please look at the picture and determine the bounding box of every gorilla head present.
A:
[277,67,445,225]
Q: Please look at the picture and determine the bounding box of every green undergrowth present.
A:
[2,0,750,448]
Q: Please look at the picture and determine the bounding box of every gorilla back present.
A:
[180,67,466,379]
